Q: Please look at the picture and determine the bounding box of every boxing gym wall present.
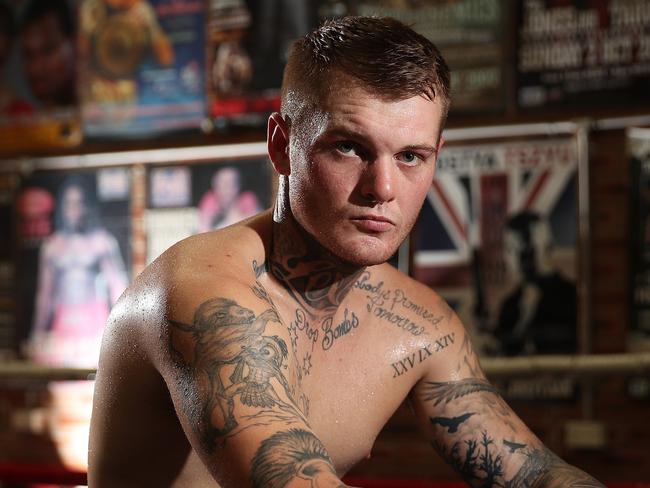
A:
[1,0,650,486]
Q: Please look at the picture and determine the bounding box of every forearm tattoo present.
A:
[423,378,604,487]
[431,422,604,487]
[421,378,500,406]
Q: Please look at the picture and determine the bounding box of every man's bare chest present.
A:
[267,300,413,473]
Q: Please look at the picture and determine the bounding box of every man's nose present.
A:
[359,157,396,204]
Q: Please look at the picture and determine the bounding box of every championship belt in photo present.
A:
[95,14,147,79]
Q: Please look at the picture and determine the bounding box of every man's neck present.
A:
[268,207,364,320]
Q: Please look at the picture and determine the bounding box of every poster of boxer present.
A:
[17,168,131,367]
[412,137,579,400]
[517,0,650,110]
[79,0,206,137]
[354,0,508,114]
[0,0,81,154]
[208,0,317,128]
[145,157,271,263]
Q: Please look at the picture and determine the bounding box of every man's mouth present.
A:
[350,215,395,232]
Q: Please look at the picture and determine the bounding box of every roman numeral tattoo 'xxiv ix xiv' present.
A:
[391,333,456,378]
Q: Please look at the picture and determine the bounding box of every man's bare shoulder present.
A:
[354,263,467,383]
[158,213,270,281]
[103,215,272,361]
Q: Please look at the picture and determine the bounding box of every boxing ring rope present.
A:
[1,352,650,381]
[0,361,95,381]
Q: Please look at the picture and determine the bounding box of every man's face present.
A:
[504,221,552,282]
[213,167,241,208]
[22,13,74,106]
[286,79,444,266]
[62,185,86,230]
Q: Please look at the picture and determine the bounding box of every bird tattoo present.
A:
[503,439,527,453]
[429,412,475,433]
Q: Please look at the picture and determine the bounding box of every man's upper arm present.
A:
[409,308,604,487]
[160,280,352,488]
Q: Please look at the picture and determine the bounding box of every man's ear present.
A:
[432,136,445,179]
[267,112,290,175]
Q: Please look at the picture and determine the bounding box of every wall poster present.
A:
[17,168,131,367]
[145,157,271,263]
[79,0,206,137]
[208,0,319,128]
[355,0,508,114]
[208,0,508,127]
[412,136,579,400]
[15,167,132,471]
[0,0,81,153]
[518,0,650,109]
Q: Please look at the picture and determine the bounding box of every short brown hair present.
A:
[281,16,451,123]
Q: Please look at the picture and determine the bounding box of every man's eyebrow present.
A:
[321,126,439,154]
[321,126,371,143]
[401,144,439,155]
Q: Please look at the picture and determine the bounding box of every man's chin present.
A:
[332,240,399,268]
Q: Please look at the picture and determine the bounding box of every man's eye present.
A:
[398,151,421,165]
[336,141,357,155]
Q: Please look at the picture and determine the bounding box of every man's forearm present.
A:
[511,447,605,488]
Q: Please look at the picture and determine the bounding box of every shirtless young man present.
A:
[88,16,604,488]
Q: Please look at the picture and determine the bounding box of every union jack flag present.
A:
[414,137,577,283]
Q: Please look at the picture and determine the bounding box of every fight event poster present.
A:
[16,168,131,367]
[413,137,579,400]
[79,0,206,137]
[517,0,650,109]
[145,157,271,263]
[355,0,508,114]
[0,0,81,153]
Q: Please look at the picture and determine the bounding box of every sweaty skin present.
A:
[88,83,604,488]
